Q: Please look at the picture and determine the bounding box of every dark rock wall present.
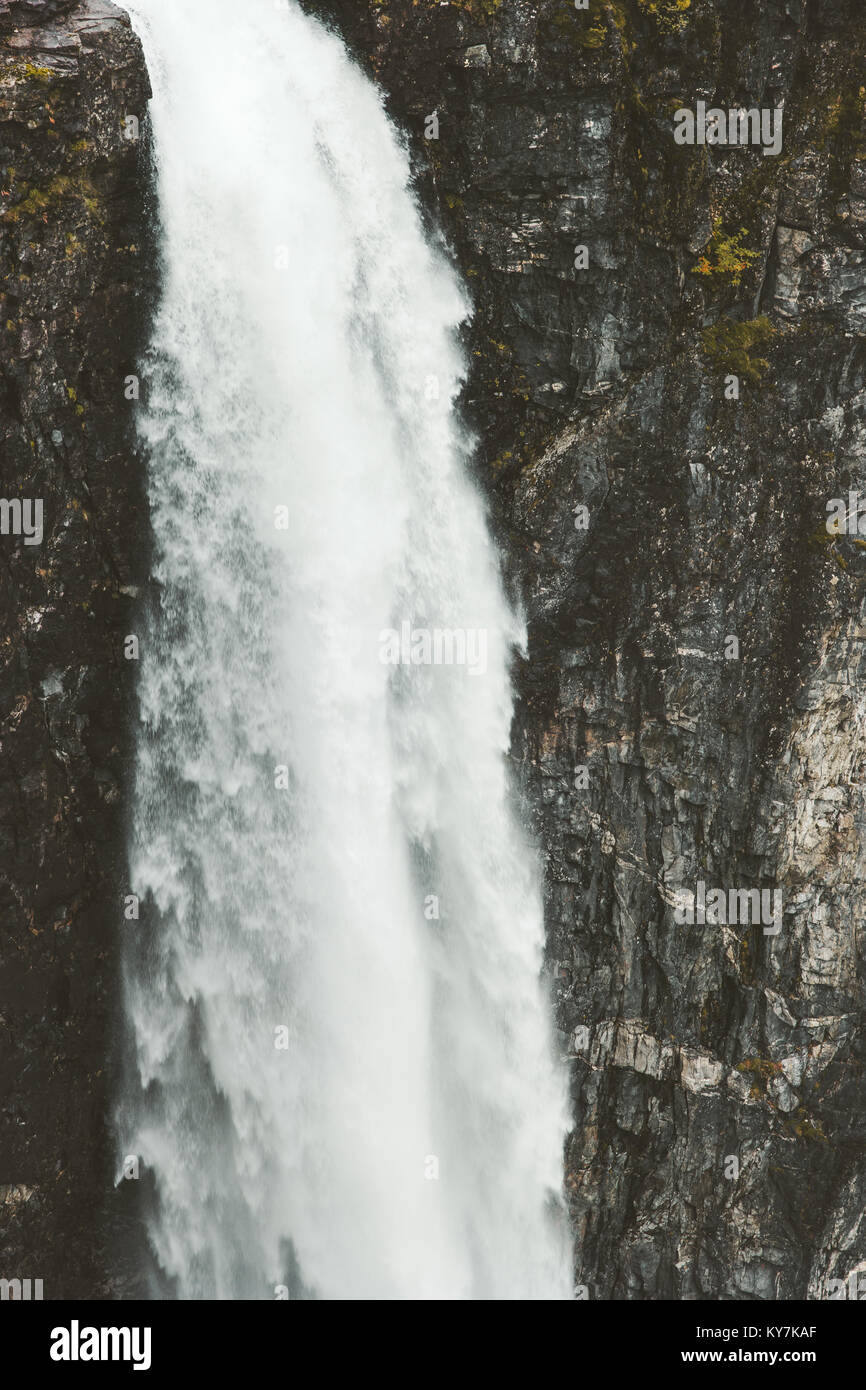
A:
[0,0,149,1297]
[301,0,866,1299]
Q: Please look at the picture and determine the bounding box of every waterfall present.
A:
[119,0,571,1300]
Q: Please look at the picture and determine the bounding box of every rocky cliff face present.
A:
[301,0,866,1299]
[1,0,864,1301]
[0,0,149,1297]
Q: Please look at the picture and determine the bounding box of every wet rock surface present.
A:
[0,0,149,1297]
[0,2,77,35]
[302,0,866,1299]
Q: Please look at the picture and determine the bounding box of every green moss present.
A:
[546,1,628,52]
[20,61,55,85]
[700,315,776,385]
[824,83,866,203]
[736,1057,783,1079]
[2,173,103,226]
[806,523,836,551]
[571,16,607,50]
[721,155,790,240]
[736,1056,783,1100]
[621,88,708,238]
[783,1107,829,1143]
[448,0,503,14]
[824,85,866,152]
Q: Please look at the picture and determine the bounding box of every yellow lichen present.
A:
[637,0,691,33]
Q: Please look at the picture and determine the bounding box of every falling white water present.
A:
[119,0,571,1300]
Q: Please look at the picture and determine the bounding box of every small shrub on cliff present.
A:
[693,217,760,287]
[700,315,775,385]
